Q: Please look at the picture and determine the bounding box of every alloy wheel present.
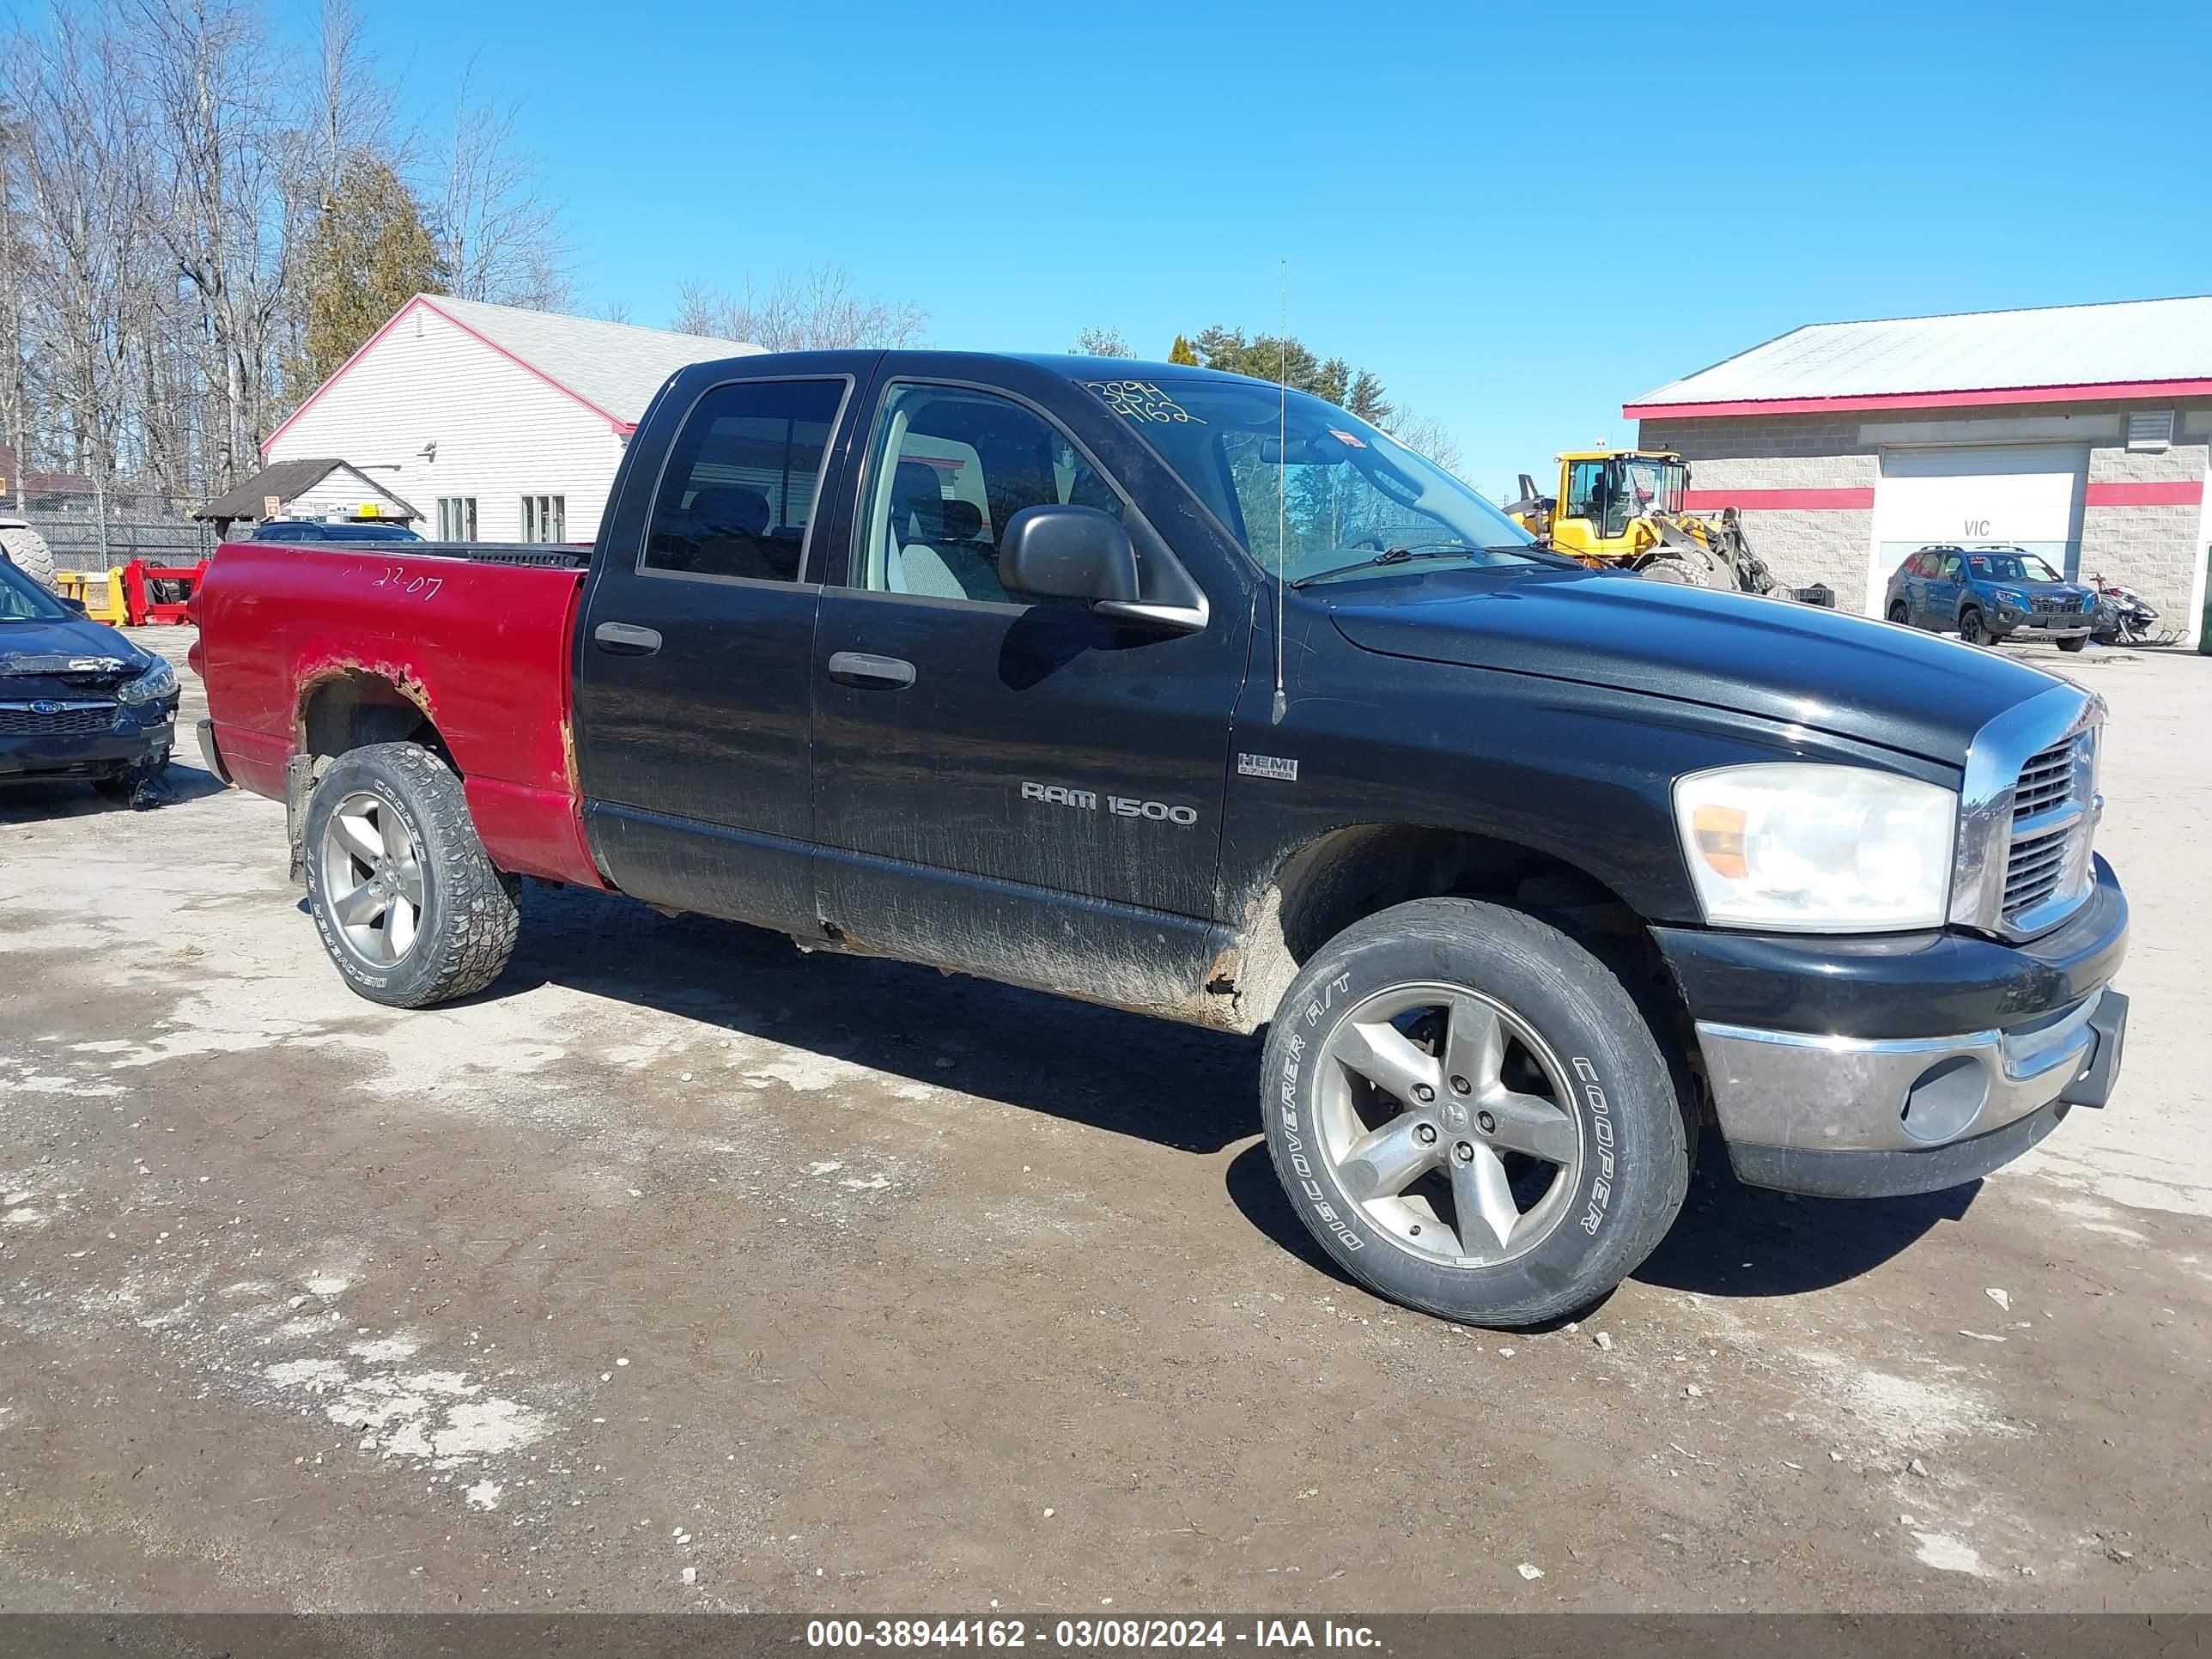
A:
[319,791,426,967]
[1311,982,1583,1267]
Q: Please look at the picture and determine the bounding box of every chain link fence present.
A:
[0,487,213,571]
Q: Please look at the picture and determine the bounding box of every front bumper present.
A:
[1991,609,2092,640]
[1656,858,2129,1198]
[0,708,175,782]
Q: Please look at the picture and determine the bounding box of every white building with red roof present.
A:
[264,294,757,545]
[1628,295,2212,641]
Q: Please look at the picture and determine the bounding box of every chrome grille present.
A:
[2001,732,2095,930]
[2003,826,2073,914]
[0,700,119,736]
[2011,741,2078,820]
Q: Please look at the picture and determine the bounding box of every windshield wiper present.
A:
[1289,543,1478,589]
[1286,542,1546,589]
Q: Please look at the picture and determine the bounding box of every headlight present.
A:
[1674,763,1956,932]
[1992,587,2026,609]
[117,655,177,705]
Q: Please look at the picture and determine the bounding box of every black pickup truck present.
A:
[194,350,2130,1328]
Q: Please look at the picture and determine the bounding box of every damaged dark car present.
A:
[0,555,179,800]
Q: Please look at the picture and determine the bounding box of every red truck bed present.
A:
[190,541,607,889]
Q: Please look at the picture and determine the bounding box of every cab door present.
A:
[805,371,1250,1007]
[572,361,866,928]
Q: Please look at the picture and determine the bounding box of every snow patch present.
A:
[1911,1531,1989,1576]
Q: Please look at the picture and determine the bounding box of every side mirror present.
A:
[1000,504,1139,604]
[59,594,87,615]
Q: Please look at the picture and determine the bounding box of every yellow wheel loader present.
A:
[1504,450,1826,603]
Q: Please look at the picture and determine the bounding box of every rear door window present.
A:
[643,379,849,582]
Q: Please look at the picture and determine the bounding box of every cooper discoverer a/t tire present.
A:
[301,742,520,1008]
[1260,897,1692,1328]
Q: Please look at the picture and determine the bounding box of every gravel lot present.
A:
[2,629,2208,1613]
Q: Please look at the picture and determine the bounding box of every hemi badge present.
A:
[1238,753,1298,781]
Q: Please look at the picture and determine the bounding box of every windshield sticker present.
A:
[1086,380,1206,425]
[1328,428,1367,448]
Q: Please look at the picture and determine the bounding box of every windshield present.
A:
[1966,552,2063,583]
[0,557,72,621]
[1081,378,1537,586]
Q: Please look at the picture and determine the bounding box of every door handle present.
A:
[593,621,662,656]
[826,650,916,690]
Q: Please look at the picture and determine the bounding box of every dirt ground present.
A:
[2,629,2208,1615]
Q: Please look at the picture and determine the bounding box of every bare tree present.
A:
[672,263,927,349]
[5,7,171,544]
[1072,325,1133,357]
[123,0,303,489]
[1384,408,1466,477]
[0,0,574,507]
[433,64,570,312]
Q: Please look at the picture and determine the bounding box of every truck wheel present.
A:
[301,742,520,1008]
[1959,607,1989,645]
[1260,897,1691,1328]
[1887,601,1910,625]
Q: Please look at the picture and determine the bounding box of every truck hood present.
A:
[1326,567,2062,765]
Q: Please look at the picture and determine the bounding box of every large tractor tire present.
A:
[0,521,58,591]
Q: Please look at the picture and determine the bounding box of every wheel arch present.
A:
[296,666,459,777]
[1216,823,1687,1039]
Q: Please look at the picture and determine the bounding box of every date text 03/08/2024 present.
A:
[806,1620,1380,1650]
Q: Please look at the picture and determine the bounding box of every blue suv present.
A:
[1884,546,2096,652]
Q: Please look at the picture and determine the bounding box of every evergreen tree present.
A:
[291,156,447,392]
[1186,326,1392,426]
[1167,333,1200,366]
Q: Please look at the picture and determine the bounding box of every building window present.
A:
[521,495,566,543]
[436,497,478,540]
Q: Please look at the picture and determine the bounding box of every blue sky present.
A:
[359,0,2209,496]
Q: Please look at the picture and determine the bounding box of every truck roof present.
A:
[672,348,1280,391]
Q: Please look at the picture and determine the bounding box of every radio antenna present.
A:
[1273,259,1288,725]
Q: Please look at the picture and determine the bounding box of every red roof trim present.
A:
[264,294,631,453]
[415,295,628,429]
[1626,377,2212,420]
[264,295,433,451]
[2083,479,2204,507]
[1681,487,1874,511]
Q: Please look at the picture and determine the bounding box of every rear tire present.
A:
[301,742,520,1008]
[1259,898,1692,1328]
[1887,601,1910,626]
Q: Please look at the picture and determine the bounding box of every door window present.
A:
[1938,554,1965,581]
[643,379,848,582]
[854,383,1124,605]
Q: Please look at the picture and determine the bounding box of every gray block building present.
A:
[1627,295,2212,645]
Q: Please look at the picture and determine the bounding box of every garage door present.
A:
[1865,445,2087,614]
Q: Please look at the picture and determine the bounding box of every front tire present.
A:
[2058,635,2088,653]
[301,742,520,1008]
[1959,607,1989,646]
[1260,898,1692,1328]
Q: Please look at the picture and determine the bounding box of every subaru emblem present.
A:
[28,699,60,715]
